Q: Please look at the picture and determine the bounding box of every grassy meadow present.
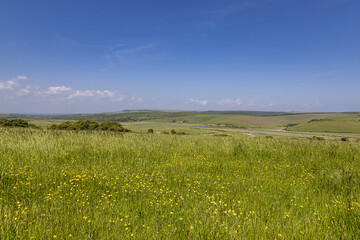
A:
[287,119,360,134]
[1,127,360,239]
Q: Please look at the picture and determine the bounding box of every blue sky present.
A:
[0,0,359,113]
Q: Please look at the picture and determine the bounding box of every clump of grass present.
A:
[214,133,230,137]
[313,136,325,140]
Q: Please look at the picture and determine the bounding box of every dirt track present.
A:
[197,126,359,141]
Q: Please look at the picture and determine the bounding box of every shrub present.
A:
[171,129,177,134]
[109,126,122,131]
[341,137,349,142]
[0,118,7,125]
[0,119,29,128]
[265,135,273,139]
[177,132,186,135]
[308,119,332,123]
[162,131,169,134]
[48,120,130,132]
[148,129,154,133]
[285,123,298,127]
[99,122,123,131]
[73,120,99,130]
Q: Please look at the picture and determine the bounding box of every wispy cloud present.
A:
[68,90,115,99]
[217,98,243,106]
[115,44,154,60]
[185,97,280,110]
[194,1,261,32]
[55,34,81,47]
[103,43,158,70]
[302,102,322,110]
[201,1,260,16]
[16,76,28,80]
[306,68,346,80]
[186,98,208,106]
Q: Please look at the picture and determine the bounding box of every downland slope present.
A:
[286,118,360,134]
[1,111,359,134]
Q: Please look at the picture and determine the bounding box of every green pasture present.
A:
[287,119,360,134]
[0,128,359,239]
[152,112,360,129]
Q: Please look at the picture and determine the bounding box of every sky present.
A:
[0,0,359,114]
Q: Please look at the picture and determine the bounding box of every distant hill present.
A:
[1,110,359,133]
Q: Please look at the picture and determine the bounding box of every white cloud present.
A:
[0,76,27,91]
[17,88,31,96]
[0,80,18,90]
[0,76,29,91]
[96,90,115,98]
[0,76,131,103]
[217,98,243,106]
[303,102,322,109]
[68,90,115,99]
[187,98,208,106]
[130,97,143,103]
[116,95,126,101]
[17,76,28,80]
[45,86,73,95]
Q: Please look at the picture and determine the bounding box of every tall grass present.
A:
[0,128,359,239]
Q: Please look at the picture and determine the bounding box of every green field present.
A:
[1,127,360,239]
[2,111,360,134]
[287,119,360,134]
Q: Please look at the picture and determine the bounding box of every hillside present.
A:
[1,110,360,134]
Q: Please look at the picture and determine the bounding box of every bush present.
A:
[0,118,7,125]
[162,131,169,134]
[148,129,154,133]
[49,120,130,132]
[285,123,298,127]
[73,120,99,130]
[99,122,123,131]
[308,119,332,123]
[171,129,177,134]
[0,119,29,128]
[341,137,349,142]
[109,126,123,131]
